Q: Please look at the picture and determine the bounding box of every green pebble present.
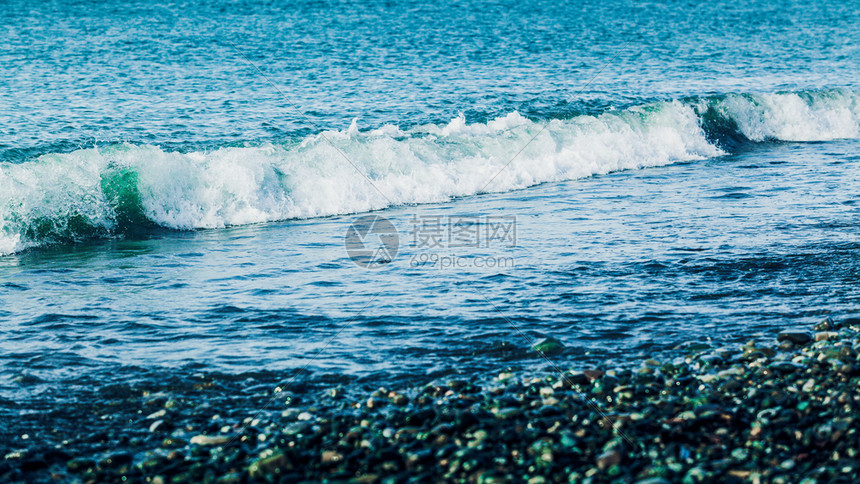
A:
[731,448,748,461]
[531,337,565,355]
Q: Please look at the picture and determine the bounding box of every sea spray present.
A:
[1,89,857,255]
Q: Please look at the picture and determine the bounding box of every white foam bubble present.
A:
[1,89,857,255]
[714,90,860,141]
[0,233,24,256]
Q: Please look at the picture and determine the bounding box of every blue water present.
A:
[1,0,859,406]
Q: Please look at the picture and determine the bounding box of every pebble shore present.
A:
[4,316,860,483]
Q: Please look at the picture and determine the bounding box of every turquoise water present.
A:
[1,0,859,409]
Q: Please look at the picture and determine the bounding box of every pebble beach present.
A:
[5,315,860,483]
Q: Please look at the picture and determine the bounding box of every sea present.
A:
[1,0,858,414]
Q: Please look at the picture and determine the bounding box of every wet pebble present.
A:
[777,329,813,345]
[531,337,564,355]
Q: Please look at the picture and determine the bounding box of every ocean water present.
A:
[1,0,859,410]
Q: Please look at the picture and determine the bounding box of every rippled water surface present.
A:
[0,0,858,407]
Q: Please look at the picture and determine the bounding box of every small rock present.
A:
[758,346,776,357]
[842,317,860,328]
[749,423,763,439]
[66,458,96,473]
[98,452,132,469]
[768,361,804,374]
[583,369,605,381]
[531,337,564,355]
[730,448,748,461]
[249,452,292,480]
[777,329,812,345]
[149,420,170,433]
[142,392,171,406]
[596,450,621,470]
[216,472,243,484]
[282,422,312,436]
[140,455,167,471]
[146,409,167,419]
[394,427,420,440]
[190,434,230,446]
[814,318,834,331]
[814,331,839,342]
[698,374,717,383]
[498,372,515,381]
[563,371,589,386]
[162,437,187,447]
[778,341,795,350]
[321,450,343,464]
[496,407,523,420]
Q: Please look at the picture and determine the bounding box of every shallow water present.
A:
[2,138,858,403]
[1,0,859,409]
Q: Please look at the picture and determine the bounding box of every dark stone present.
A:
[842,317,860,328]
[768,361,805,374]
[405,408,436,427]
[140,455,168,471]
[67,458,97,473]
[536,405,562,417]
[814,318,834,331]
[564,371,590,386]
[777,329,812,345]
[454,410,480,430]
[249,452,293,480]
[98,452,132,469]
[19,459,48,472]
[531,337,565,355]
[583,370,605,381]
[596,450,622,469]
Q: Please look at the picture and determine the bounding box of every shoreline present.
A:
[4,316,860,483]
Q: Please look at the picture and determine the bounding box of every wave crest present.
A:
[1,89,857,255]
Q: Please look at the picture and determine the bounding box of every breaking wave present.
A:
[1,89,857,255]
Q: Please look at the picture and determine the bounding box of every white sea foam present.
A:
[1,89,857,255]
[705,90,860,141]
